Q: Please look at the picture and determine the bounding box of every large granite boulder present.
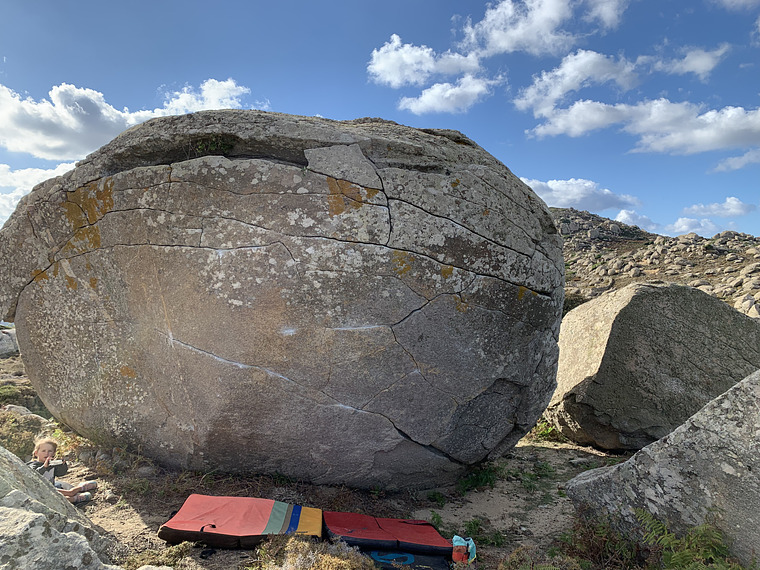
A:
[565,369,760,567]
[0,111,564,489]
[0,445,119,570]
[546,282,760,450]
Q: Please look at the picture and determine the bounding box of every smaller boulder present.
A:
[0,445,117,569]
[565,369,760,567]
[546,282,760,449]
[0,327,18,358]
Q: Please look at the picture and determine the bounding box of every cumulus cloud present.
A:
[529,97,760,156]
[0,78,259,161]
[462,0,575,57]
[367,34,480,88]
[0,162,75,225]
[682,196,757,217]
[714,148,760,171]
[646,44,731,81]
[398,74,503,114]
[515,50,638,117]
[664,217,720,237]
[615,209,661,232]
[521,177,640,211]
[583,0,630,29]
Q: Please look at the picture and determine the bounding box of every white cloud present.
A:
[0,78,258,161]
[615,209,661,232]
[714,148,760,171]
[147,78,254,117]
[462,0,575,57]
[398,74,502,114]
[583,0,630,29]
[522,177,640,211]
[0,162,75,225]
[515,50,637,117]
[664,217,720,237]
[682,196,757,217]
[529,97,760,157]
[367,34,480,88]
[648,44,731,81]
[713,0,760,9]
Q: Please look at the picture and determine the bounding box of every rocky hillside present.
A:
[552,208,760,319]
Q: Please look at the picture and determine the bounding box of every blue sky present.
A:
[1,0,760,237]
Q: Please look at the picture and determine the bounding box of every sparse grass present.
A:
[244,535,378,570]
[525,418,570,444]
[499,545,584,570]
[462,517,509,547]
[428,491,447,507]
[121,541,194,570]
[456,462,505,495]
[505,460,556,494]
[557,512,639,569]
[0,412,40,459]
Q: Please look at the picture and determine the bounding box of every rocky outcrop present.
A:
[565,369,760,567]
[0,445,119,570]
[554,208,760,319]
[0,111,564,489]
[545,282,760,449]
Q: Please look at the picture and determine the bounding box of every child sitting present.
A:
[27,437,98,504]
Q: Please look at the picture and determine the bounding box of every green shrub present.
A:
[637,510,751,569]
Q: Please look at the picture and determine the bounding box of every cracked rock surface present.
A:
[565,369,760,568]
[0,111,564,489]
[546,282,760,450]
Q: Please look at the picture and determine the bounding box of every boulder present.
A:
[0,327,18,358]
[546,282,760,450]
[0,111,564,489]
[0,445,118,569]
[565,369,760,567]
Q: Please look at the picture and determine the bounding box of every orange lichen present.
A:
[517,286,528,300]
[451,179,460,188]
[392,251,413,276]
[31,269,49,282]
[65,276,78,290]
[65,178,114,227]
[440,264,454,279]
[59,178,112,257]
[120,366,137,378]
[89,277,99,289]
[327,177,378,217]
[454,296,469,313]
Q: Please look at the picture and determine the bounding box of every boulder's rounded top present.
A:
[72,110,488,184]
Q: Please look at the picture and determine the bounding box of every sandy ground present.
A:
[2,355,624,569]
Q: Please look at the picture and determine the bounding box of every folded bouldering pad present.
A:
[158,494,322,548]
[323,511,452,569]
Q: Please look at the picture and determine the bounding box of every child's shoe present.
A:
[79,481,98,492]
[70,492,92,504]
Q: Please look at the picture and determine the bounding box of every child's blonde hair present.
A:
[32,437,58,458]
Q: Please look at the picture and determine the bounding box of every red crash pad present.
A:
[158,494,322,548]
[323,511,452,556]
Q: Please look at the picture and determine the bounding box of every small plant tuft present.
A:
[636,509,749,569]
[456,463,504,495]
